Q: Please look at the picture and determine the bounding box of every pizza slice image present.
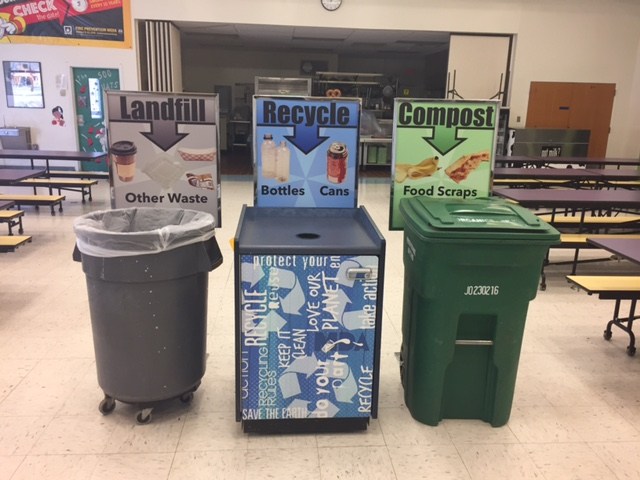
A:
[445,150,491,183]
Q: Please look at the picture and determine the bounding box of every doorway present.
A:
[72,67,121,172]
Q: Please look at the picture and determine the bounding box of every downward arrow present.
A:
[284,125,329,155]
[141,119,189,151]
[423,127,467,156]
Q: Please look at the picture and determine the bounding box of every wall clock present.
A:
[321,0,342,11]
[70,0,89,13]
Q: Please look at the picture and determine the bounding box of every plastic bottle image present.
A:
[261,134,277,179]
[275,141,291,183]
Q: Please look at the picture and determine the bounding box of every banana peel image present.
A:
[395,156,439,183]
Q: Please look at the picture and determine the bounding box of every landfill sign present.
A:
[253,96,360,208]
[389,99,499,230]
[106,91,221,226]
[238,254,379,421]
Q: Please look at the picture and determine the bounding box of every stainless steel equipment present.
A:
[511,128,590,157]
[0,127,32,150]
[254,77,312,96]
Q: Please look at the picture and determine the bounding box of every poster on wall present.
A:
[238,254,379,422]
[254,96,360,208]
[106,90,221,226]
[0,0,132,48]
[2,60,44,108]
[389,99,499,230]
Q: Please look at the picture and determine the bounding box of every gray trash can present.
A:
[73,207,222,424]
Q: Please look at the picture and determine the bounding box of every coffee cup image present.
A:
[110,141,137,182]
[177,147,216,162]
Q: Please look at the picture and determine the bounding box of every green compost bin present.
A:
[398,196,559,427]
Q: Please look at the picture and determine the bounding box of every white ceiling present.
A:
[174,21,450,55]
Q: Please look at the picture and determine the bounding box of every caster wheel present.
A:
[180,392,194,404]
[98,396,116,415]
[603,330,613,341]
[627,346,636,357]
[136,408,153,425]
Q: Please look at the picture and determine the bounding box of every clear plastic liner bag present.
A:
[74,207,216,258]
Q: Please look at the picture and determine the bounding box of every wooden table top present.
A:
[0,168,46,186]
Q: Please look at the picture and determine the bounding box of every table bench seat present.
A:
[605,180,640,189]
[539,234,640,291]
[17,178,98,202]
[493,179,540,187]
[0,193,65,215]
[539,214,640,228]
[0,234,32,252]
[558,233,640,248]
[567,275,640,296]
[0,209,24,234]
[567,275,640,355]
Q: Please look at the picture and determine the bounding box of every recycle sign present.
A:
[253,96,361,209]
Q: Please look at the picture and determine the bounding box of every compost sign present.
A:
[389,99,499,230]
[239,254,379,421]
[253,96,360,208]
[106,90,221,226]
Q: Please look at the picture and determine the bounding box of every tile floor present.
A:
[2,176,640,479]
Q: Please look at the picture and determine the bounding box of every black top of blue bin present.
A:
[235,206,384,254]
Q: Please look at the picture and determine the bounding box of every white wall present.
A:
[1,0,639,156]
[625,36,640,157]
[448,35,511,100]
[0,44,136,150]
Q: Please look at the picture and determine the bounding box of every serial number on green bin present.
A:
[464,285,500,296]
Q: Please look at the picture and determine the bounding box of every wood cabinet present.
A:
[526,82,615,158]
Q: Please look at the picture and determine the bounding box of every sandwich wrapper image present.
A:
[141,153,187,190]
[186,173,215,190]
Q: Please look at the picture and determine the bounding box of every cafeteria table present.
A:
[494,168,601,189]
[0,149,107,176]
[494,168,640,190]
[493,188,640,213]
[567,237,640,355]
[496,155,640,169]
[0,168,46,186]
[494,188,640,288]
[587,237,640,267]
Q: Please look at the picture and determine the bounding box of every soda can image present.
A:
[327,142,348,184]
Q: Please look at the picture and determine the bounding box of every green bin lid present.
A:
[399,196,560,240]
